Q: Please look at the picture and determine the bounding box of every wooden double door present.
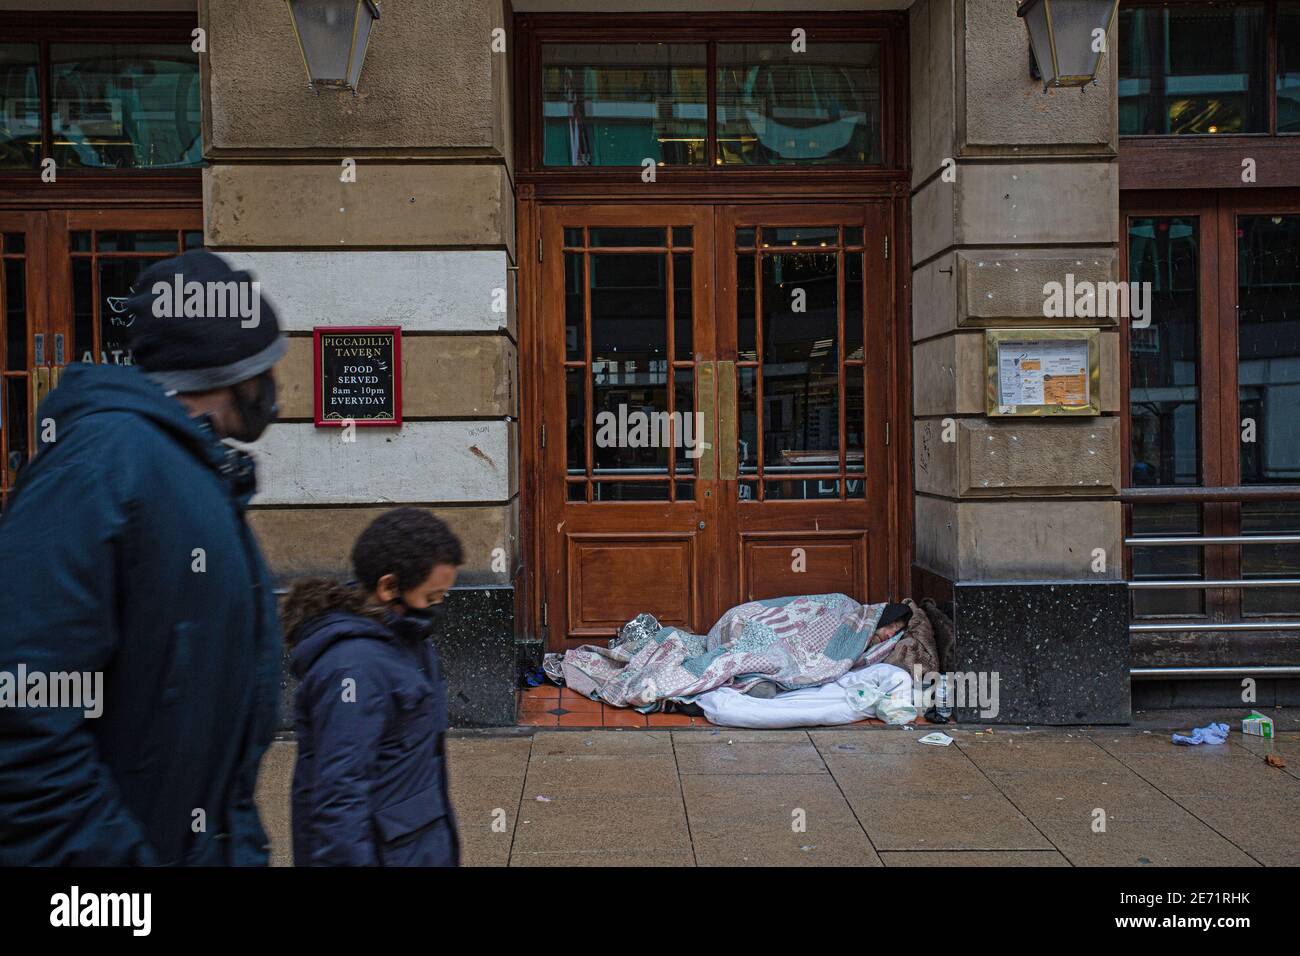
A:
[537,202,894,650]
[0,207,202,509]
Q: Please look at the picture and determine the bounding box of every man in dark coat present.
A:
[0,250,286,865]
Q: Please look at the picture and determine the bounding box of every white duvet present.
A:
[693,662,917,729]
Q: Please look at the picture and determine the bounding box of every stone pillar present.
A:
[199,0,519,725]
[909,0,1129,723]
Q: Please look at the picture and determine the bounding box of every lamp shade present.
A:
[1018,0,1118,89]
[286,0,380,91]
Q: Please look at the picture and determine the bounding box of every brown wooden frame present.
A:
[514,12,912,644]
[1118,0,1300,191]
[0,11,202,206]
[1120,187,1300,665]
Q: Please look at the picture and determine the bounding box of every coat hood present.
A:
[31,363,254,501]
[289,611,399,678]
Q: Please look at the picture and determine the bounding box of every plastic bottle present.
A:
[936,673,953,720]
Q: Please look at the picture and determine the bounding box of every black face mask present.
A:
[230,371,279,443]
[388,601,447,641]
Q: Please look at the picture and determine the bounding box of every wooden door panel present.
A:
[540,205,717,650]
[739,530,868,604]
[566,532,697,636]
[716,204,893,608]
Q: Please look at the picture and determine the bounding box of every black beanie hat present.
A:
[124,250,286,393]
[877,602,913,630]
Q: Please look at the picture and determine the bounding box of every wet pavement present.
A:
[254,709,1300,867]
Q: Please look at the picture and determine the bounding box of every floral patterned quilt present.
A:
[560,594,901,711]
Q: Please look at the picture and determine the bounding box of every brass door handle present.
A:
[717,360,737,481]
[32,366,52,410]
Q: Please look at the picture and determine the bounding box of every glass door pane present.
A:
[735,224,864,502]
[1126,214,1207,618]
[69,227,202,365]
[562,225,698,503]
[541,44,706,167]
[0,228,30,508]
[1237,213,1300,617]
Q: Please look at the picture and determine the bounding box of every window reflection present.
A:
[1128,217,1201,486]
[50,44,201,169]
[1119,4,1267,135]
[717,42,880,165]
[1282,2,1300,132]
[1238,215,1300,485]
[542,44,706,167]
[0,44,39,167]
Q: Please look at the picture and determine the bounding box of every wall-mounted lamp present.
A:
[286,0,381,93]
[1018,0,1119,90]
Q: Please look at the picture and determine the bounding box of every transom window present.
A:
[538,36,884,168]
[0,32,200,169]
[1120,1,1300,136]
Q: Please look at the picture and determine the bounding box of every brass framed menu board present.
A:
[984,328,1100,417]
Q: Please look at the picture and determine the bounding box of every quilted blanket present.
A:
[560,594,902,711]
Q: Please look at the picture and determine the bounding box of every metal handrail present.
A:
[1128,578,1300,589]
[1131,621,1300,632]
[1124,534,1300,546]
[1121,484,1300,503]
[1133,665,1300,679]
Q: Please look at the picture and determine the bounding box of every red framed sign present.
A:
[312,326,402,427]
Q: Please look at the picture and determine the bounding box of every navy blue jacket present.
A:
[0,363,281,866]
[290,612,460,867]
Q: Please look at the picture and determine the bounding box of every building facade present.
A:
[1,0,1296,726]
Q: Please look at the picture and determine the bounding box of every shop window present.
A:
[1127,216,1201,486]
[715,42,880,165]
[0,26,200,171]
[535,29,891,170]
[0,44,40,167]
[1119,3,1268,136]
[50,44,200,169]
[1282,2,1300,131]
[1237,214,1300,485]
[542,44,706,167]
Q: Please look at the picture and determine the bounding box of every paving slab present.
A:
[838,791,1053,851]
[980,766,1172,812]
[522,753,679,799]
[1159,795,1300,866]
[448,775,528,867]
[681,773,881,866]
[673,736,828,775]
[880,850,1071,867]
[959,737,1126,773]
[672,729,814,743]
[514,796,691,854]
[1232,731,1300,781]
[824,750,1000,797]
[810,729,953,755]
[1025,815,1259,867]
[446,736,534,776]
[1115,752,1300,800]
[1091,732,1258,758]
[530,730,674,755]
[254,739,296,868]
[510,850,696,867]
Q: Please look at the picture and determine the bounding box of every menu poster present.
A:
[995,338,1090,410]
[313,326,402,427]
